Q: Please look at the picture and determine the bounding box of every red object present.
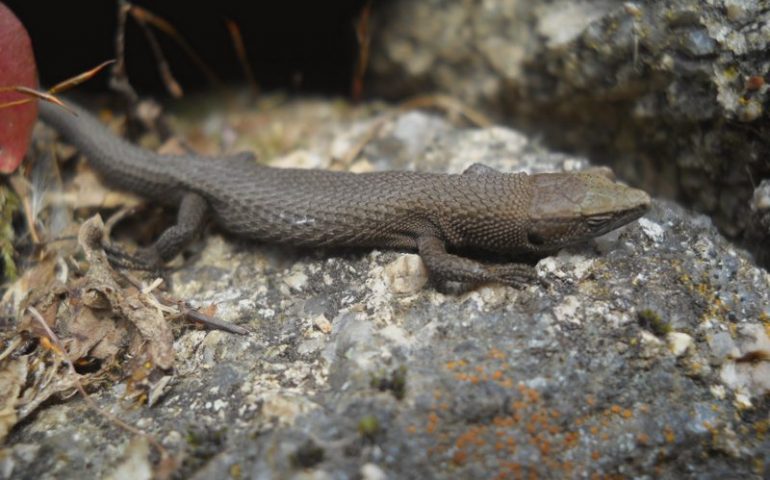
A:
[0,1,37,173]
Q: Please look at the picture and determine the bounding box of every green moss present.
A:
[370,365,407,400]
[0,187,19,282]
[637,308,671,336]
[290,439,324,468]
[358,415,380,440]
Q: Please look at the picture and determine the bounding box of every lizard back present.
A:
[38,100,534,251]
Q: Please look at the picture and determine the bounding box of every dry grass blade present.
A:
[225,19,259,98]
[0,87,66,111]
[401,94,493,128]
[134,12,184,98]
[351,0,373,102]
[129,4,221,88]
[0,60,114,111]
[7,174,40,244]
[48,60,116,94]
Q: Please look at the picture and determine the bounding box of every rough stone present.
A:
[3,98,769,479]
[370,0,770,265]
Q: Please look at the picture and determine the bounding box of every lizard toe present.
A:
[487,263,538,288]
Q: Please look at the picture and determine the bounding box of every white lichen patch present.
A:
[638,217,664,243]
[553,295,582,324]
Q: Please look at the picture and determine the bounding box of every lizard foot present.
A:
[103,243,164,272]
[486,263,538,288]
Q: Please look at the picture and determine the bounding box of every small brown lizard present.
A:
[38,100,650,287]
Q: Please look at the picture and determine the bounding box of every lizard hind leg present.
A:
[416,235,537,288]
[462,163,501,175]
[101,192,209,270]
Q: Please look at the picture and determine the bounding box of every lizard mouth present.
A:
[589,187,651,234]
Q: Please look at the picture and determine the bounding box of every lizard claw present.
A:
[103,243,164,272]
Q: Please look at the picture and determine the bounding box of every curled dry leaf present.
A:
[0,214,177,436]
[76,215,175,370]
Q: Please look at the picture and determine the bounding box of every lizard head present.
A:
[523,172,651,252]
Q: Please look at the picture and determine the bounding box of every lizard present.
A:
[37,99,651,287]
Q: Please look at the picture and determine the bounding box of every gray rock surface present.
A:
[3,100,769,479]
[370,0,770,262]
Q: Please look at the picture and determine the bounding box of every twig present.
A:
[110,0,140,105]
[178,305,250,335]
[0,337,22,362]
[129,4,222,89]
[132,8,183,98]
[120,271,250,335]
[225,19,259,98]
[351,0,373,102]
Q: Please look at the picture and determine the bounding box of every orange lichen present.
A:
[497,378,514,388]
[452,450,467,466]
[494,416,516,428]
[426,411,439,434]
[564,431,580,448]
[622,409,633,419]
[455,426,487,449]
[537,439,551,456]
[488,347,506,360]
[663,425,676,443]
[445,360,467,370]
[423,353,660,477]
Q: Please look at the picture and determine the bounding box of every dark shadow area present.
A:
[6,0,370,95]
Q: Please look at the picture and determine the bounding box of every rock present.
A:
[666,332,693,357]
[370,0,770,265]
[4,97,769,480]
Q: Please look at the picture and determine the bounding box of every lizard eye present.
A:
[528,231,546,246]
[586,215,613,229]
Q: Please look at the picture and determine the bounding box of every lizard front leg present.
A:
[416,235,537,287]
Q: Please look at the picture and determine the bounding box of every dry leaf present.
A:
[0,358,27,442]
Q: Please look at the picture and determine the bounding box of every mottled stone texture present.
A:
[4,101,769,480]
[370,0,770,262]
